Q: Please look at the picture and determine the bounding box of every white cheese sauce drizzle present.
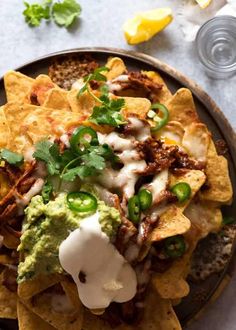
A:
[59,212,137,310]
[97,131,147,199]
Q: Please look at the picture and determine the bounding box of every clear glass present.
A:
[196,16,236,79]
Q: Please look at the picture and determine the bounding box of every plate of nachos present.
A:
[0,48,235,330]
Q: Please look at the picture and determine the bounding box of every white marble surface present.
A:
[0,1,235,329]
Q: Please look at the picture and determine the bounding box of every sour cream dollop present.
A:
[59,212,137,310]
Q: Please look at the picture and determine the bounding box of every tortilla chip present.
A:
[142,70,172,104]
[122,97,151,119]
[18,274,61,300]
[67,89,95,119]
[157,120,185,146]
[166,88,199,127]
[169,169,206,210]
[199,155,232,204]
[1,226,20,249]
[0,272,17,319]
[149,206,191,242]
[4,71,34,103]
[182,123,211,162]
[152,225,201,300]
[3,102,33,152]
[185,200,223,238]
[43,88,71,111]
[0,106,11,149]
[105,57,127,80]
[18,300,56,330]
[25,282,83,330]
[0,254,16,265]
[82,289,181,330]
[28,74,56,105]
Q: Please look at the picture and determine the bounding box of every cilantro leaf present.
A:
[41,181,53,203]
[1,149,24,167]
[81,152,105,171]
[89,98,126,127]
[78,66,109,97]
[23,1,51,27]
[52,0,81,27]
[33,140,61,175]
[61,166,93,181]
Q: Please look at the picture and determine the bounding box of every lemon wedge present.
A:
[123,8,173,45]
[195,0,212,9]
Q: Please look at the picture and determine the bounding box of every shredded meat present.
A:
[215,139,228,156]
[48,55,99,90]
[137,138,205,175]
[115,71,162,101]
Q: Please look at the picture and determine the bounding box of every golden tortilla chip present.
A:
[25,282,83,330]
[67,89,95,119]
[0,272,17,319]
[152,225,201,300]
[43,88,71,111]
[149,206,191,242]
[4,71,34,103]
[169,169,206,210]
[122,97,151,119]
[0,106,11,149]
[199,155,232,204]
[142,70,172,104]
[182,123,211,162]
[18,274,61,300]
[105,57,127,80]
[82,288,181,330]
[1,226,20,249]
[185,200,223,238]
[166,88,199,127]
[28,74,56,105]
[18,300,56,330]
[157,120,185,146]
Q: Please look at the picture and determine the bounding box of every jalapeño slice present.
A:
[171,182,191,203]
[164,235,186,258]
[138,189,153,211]
[128,195,141,224]
[148,103,169,132]
[70,126,99,154]
[67,192,97,213]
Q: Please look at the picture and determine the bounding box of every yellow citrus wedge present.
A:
[195,0,212,9]
[123,8,173,45]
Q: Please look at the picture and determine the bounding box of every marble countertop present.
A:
[0,1,235,329]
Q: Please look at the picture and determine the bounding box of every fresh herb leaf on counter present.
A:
[23,0,81,28]
[52,0,82,27]
[23,1,52,27]
[0,149,24,167]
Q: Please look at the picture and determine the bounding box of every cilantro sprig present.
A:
[78,66,127,127]
[33,132,118,190]
[23,0,81,28]
[0,149,24,167]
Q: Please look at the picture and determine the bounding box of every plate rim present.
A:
[0,46,235,328]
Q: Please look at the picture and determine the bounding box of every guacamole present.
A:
[17,192,121,283]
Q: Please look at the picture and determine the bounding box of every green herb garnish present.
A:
[23,0,81,28]
[0,149,24,167]
[78,66,109,97]
[41,181,53,203]
[52,0,81,27]
[33,127,118,189]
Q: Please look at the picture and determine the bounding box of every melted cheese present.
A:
[144,169,168,204]
[59,212,137,310]
[128,117,151,142]
[97,132,146,198]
